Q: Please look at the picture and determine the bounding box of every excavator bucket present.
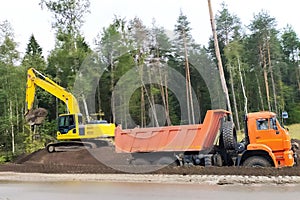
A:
[25,108,48,125]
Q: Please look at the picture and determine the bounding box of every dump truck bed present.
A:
[115,110,229,153]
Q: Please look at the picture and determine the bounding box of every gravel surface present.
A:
[1,172,300,185]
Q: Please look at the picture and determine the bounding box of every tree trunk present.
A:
[260,45,271,111]
[183,31,195,124]
[185,59,191,124]
[208,0,232,115]
[147,67,159,127]
[9,100,15,154]
[296,65,300,91]
[141,86,145,127]
[263,58,271,111]
[15,94,19,133]
[229,64,240,131]
[254,71,265,110]
[267,41,278,113]
[237,57,248,114]
[97,84,102,120]
[143,84,159,127]
[110,54,116,124]
[158,65,171,126]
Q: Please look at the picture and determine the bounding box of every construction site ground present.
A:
[1,139,300,184]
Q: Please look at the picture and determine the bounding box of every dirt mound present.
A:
[15,146,132,166]
[2,139,300,176]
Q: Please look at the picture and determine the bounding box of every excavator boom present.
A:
[26,68,80,119]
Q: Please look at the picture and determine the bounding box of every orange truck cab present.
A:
[237,111,295,167]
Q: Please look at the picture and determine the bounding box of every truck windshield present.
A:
[270,117,278,130]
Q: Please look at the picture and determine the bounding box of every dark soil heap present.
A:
[0,139,300,176]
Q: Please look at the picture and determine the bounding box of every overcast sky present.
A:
[0,0,299,58]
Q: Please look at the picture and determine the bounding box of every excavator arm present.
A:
[25,68,80,125]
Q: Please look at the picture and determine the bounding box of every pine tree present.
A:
[215,2,243,129]
[22,34,46,70]
[173,10,195,124]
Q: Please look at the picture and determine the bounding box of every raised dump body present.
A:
[115,110,229,153]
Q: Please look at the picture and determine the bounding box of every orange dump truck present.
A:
[115,109,297,167]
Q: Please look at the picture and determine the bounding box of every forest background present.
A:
[1,0,300,161]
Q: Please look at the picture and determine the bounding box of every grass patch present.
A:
[285,124,300,139]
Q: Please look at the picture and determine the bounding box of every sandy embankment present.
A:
[1,172,300,185]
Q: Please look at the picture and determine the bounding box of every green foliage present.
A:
[22,34,46,70]
[284,104,300,125]
[40,0,90,35]
[24,136,45,153]
[0,156,6,164]
[0,153,16,163]
[23,120,56,153]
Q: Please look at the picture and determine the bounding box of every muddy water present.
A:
[1,181,300,200]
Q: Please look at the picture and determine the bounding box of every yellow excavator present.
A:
[25,68,115,153]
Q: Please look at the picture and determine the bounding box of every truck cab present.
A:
[240,111,295,167]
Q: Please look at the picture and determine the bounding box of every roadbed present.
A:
[1,172,300,185]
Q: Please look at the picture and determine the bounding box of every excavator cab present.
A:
[58,114,77,134]
[57,113,84,140]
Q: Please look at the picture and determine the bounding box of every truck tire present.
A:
[204,155,212,167]
[213,154,223,166]
[221,121,237,150]
[243,156,272,167]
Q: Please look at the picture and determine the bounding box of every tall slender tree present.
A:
[40,0,92,122]
[249,10,281,112]
[208,0,232,118]
[173,10,195,124]
[214,2,242,129]
[0,21,20,155]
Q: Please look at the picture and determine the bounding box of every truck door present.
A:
[255,118,284,151]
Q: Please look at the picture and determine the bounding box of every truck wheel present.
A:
[243,156,271,167]
[221,121,237,150]
[213,154,223,166]
[204,156,212,167]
